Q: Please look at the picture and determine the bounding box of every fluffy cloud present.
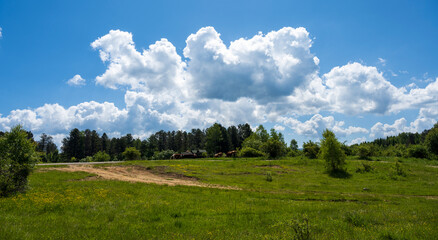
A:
[279,114,368,139]
[184,27,318,102]
[370,113,437,139]
[393,78,438,112]
[91,30,187,97]
[323,62,403,115]
[0,27,2,38]
[67,74,86,86]
[0,102,127,134]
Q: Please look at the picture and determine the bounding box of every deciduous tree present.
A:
[320,129,346,173]
[0,126,37,196]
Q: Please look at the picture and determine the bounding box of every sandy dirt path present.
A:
[50,165,239,190]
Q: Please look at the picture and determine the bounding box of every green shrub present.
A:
[261,138,287,159]
[151,150,175,160]
[79,156,93,162]
[287,149,300,157]
[238,147,265,158]
[344,211,367,227]
[266,171,273,182]
[93,151,111,162]
[357,145,372,159]
[394,161,406,177]
[45,151,60,163]
[0,126,37,197]
[390,161,407,180]
[302,141,319,159]
[291,217,311,240]
[407,145,428,159]
[123,147,141,160]
[356,162,374,173]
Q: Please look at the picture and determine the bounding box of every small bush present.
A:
[356,162,374,173]
[261,138,287,159]
[93,151,111,162]
[123,147,141,160]
[390,161,407,180]
[238,147,265,158]
[287,149,300,157]
[407,145,428,159]
[394,161,406,177]
[266,171,273,182]
[291,217,311,240]
[357,145,372,160]
[302,141,319,159]
[79,156,93,162]
[344,211,367,227]
[151,150,175,160]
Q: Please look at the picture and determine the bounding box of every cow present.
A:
[170,153,182,159]
[214,152,223,157]
[226,150,237,157]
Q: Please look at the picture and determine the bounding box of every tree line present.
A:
[2,121,437,163]
[32,123,253,162]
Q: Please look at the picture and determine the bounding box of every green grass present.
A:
[1,157,437,239]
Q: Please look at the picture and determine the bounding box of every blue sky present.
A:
[0,0,437,147]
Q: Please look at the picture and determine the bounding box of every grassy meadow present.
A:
[1,156,437,239]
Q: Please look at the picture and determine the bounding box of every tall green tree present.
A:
[238,123,252,148]
[425,123,438,156]
[37,133,57,154]
[228,126,239,150]
[101,133,110,153]
[255,125,269,143]
[205,123,228,154]
[61,128,84,161]
[260,128,287,158]
[290,139,298,151]
[320,129,346,173]
[0,126,37,196]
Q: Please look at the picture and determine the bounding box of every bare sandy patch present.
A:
[50,165,239,190]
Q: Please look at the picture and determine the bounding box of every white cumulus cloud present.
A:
[279,114,368,139]
[323,62,403,115]
[67,74,86,86]
[91,30,187,97]
[184,26,318,102]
